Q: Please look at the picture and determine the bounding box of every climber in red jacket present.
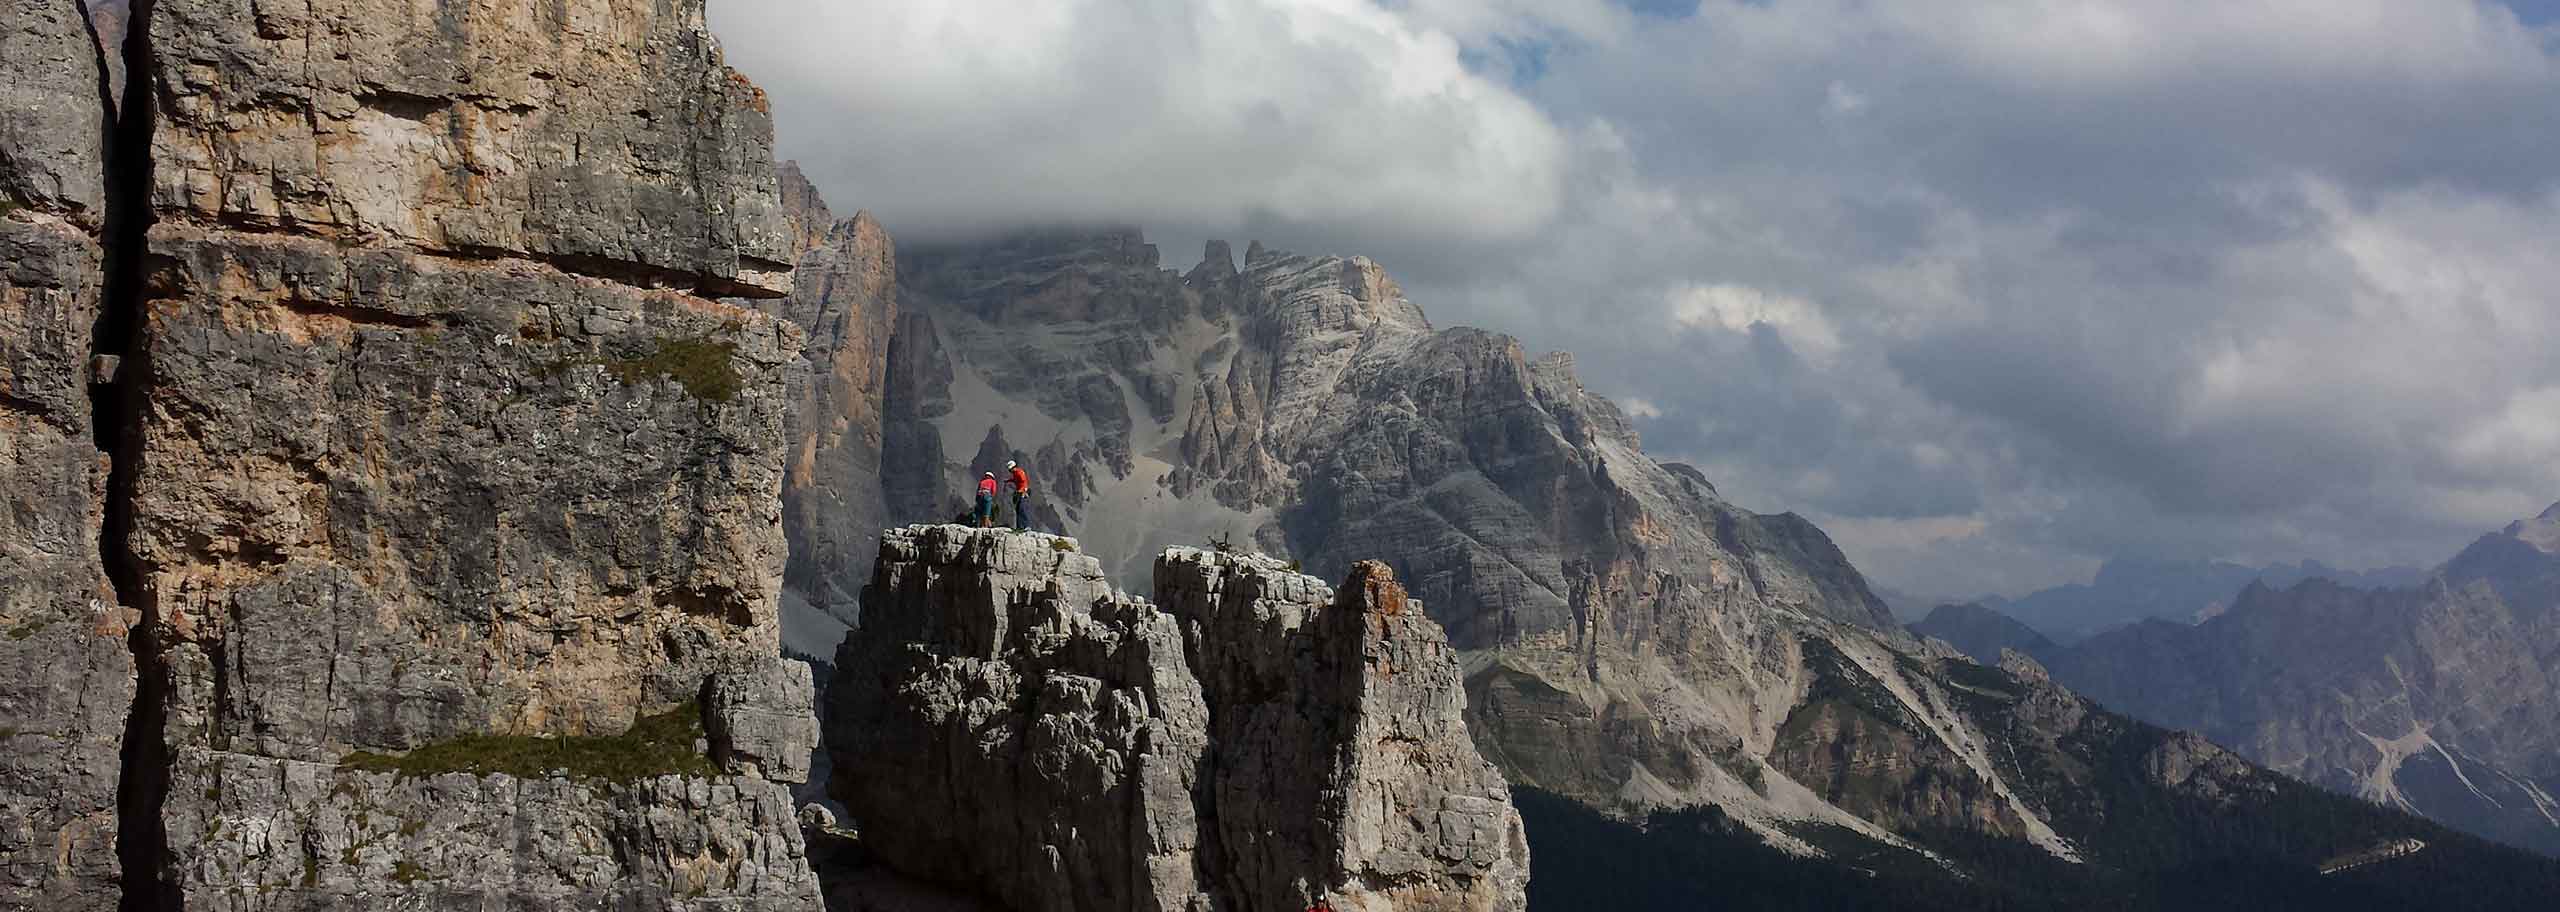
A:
[974,472,998,527]
[1007,460,1033,532]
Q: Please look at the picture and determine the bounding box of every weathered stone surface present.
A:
[708,657,818,784]
[1159,554,1529,911]
[829,525,1212,911]
[134,225,796,759]
[829,526,1527,911]
[120,220,821,906]
[0,411,126,912]
[0,218,103,433]
[144,0,793,296]
[161,750,817,910]
[14,0,834,905]
[0,0,107,220]
[0,5,125,906]
[0,220,127,912]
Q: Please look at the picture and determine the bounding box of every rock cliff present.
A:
[827,525,1529,911]
[0,0,824,908]
[0,2,127,908]
[744,163,898,653]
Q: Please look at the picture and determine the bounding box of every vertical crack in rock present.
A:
[88,2,174,909]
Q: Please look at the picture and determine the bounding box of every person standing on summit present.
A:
[974,472,999,527]
[1007,460,1033,532]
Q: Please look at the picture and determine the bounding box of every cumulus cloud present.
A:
[712,0,2560,598]
[710,0,1568,247]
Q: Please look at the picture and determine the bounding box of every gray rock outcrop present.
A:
[146,0,794,297]
[1,4,128,909]
[0,0,826,908]
[828,525,1528,911]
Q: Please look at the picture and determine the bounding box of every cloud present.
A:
[1396,0,2560,594]
[712,1,2560,598]
[710,0,1568,247]
[1667,283,1841,361]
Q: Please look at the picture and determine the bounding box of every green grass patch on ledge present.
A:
[605,334,742,402]
[339,704,718,784]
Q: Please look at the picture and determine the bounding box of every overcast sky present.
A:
[712,0,2560,599]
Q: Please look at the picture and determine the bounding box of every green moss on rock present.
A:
[339,704,718,784]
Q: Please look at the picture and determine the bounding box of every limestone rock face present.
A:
[0,0,107,219]
[163,758,813,912]
[828,525,1528,912]
[0,3,128,908]
[136,226,800,762]
[707,653,821,784]
[829,525,1212,911]
[1168,556,1531,911]
[145,0,793,297]
[0,0,826,907]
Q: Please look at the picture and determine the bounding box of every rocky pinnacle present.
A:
[828,525,1530,912]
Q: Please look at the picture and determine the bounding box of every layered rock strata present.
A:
[0,0,824,908]
[828,525,1528,911]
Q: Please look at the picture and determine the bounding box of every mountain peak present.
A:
[2506,501,2560,553]
[1187,239,1238,283]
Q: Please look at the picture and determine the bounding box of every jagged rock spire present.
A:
[828,525,1529,911]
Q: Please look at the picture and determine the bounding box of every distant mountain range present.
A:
[1915,504,2560,856]
[1891,557,2428,641]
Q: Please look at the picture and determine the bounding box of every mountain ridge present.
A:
[1917,505,2560,856]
